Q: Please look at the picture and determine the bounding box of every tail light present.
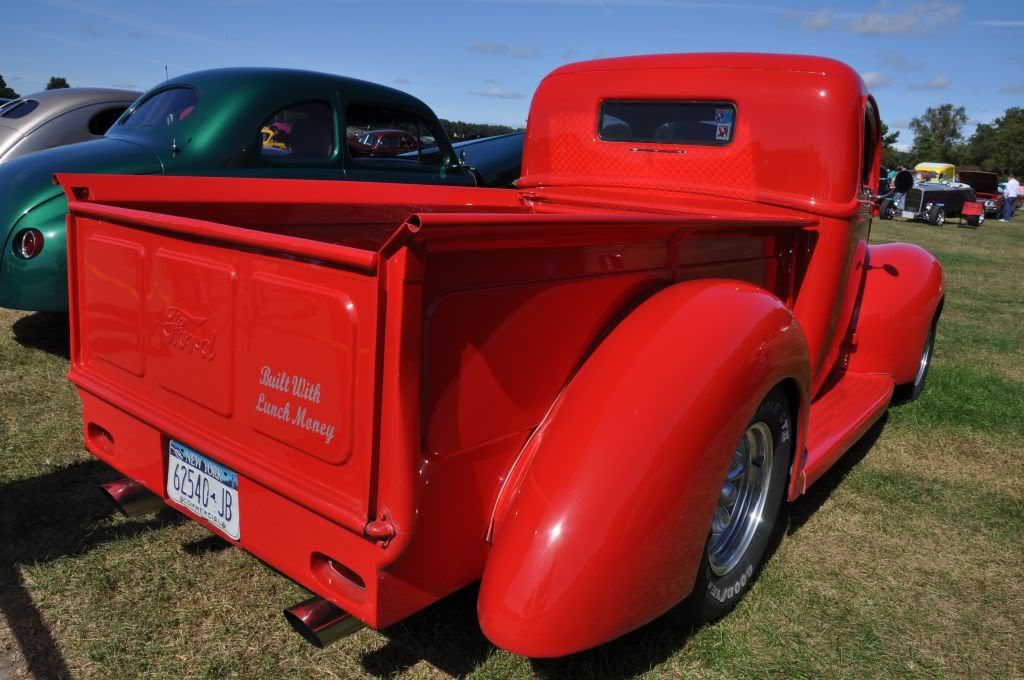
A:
[13,228,44,259]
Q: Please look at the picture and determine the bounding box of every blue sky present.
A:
[4,0,1023,148]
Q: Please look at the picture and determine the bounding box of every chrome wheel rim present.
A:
[915,326,934,386]
[708,422,774,576]
[937,211,945,225]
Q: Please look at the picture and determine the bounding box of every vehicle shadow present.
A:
[11,312,70,360]
[0,459,182,679]
[361,584,699,679]
[362,415,890,679]
[785,414,887,536]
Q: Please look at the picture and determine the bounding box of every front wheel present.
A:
[895,318,937,402]
[684,386,793,623]
[928,205,946,226]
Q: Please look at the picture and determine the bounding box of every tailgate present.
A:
[63,183,383,533]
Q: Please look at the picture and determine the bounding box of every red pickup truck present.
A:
[59,53,943,658]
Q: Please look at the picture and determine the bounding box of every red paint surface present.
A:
[60,53,943,656]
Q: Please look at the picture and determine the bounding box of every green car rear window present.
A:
[123,88,198,127]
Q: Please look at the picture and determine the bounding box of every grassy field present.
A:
[1,214,1022,679]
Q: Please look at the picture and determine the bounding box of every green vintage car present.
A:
[0,68,487,312]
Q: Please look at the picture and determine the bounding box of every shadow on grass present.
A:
[363,585,699,679]
[0,460,182,679]
[786,414,888,535]
[361,585,493,678]
[11,312,70,360]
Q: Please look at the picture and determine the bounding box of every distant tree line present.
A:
[883,103,1024,177]
[0,75,18,99]
[0,74,71,99]
[440,119,523,141]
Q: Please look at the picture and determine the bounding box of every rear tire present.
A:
[879,198,893,220]
[683,386,792,623]
[928,205,945,226]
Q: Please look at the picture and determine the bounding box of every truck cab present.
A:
[59,53,943,658]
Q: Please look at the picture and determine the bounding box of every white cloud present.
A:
[511,47,541,58]
[908,76,951,90]
[850,1,960,34]
[470,42,540,58]
[998,84,1024,95]
[470,41,509,55]
[879,50,915,71]
[972,19,1024,27]
[861,71,891,90]
[475,85,527,99]
[799,9,832,30]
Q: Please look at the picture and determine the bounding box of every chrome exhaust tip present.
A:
[99,477,164,517]
[283,596,365,648]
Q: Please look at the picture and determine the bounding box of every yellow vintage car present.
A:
[914,162,956,182]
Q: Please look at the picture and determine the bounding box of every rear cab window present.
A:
[599,101,736,145]
[122,87,198,127]
[345,103,447,168]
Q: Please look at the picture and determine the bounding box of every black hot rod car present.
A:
[879,163,981,226]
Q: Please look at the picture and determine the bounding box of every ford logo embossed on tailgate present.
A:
[162,305,217,360]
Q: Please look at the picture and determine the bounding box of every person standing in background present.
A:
[1002,174,1020,222]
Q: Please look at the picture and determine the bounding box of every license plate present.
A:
[167,440,240,540]
[902,211,915,219]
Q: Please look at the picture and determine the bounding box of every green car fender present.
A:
[0,193,69,312]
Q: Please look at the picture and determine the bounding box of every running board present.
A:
[797,371,894,495]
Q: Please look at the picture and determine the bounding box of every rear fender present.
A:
[478,279,810,657]
[0,194,69,312]
[847,243,944,384]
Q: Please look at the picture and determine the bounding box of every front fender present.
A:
[847,243,944,384]
[478,279,810,657]
[0,194,69,312]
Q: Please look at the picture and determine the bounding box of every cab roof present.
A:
[522,52,872,219]
[550,52,855,76]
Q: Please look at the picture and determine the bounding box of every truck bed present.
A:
[59,173,816,628]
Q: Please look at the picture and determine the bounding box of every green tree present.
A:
[0,75,18,99]
[439,119,523,141]
[987,108,1024,176]
[880,121,904,166]
[909,104,967,164]
[45,76,70,90]
[961,122,999,171]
